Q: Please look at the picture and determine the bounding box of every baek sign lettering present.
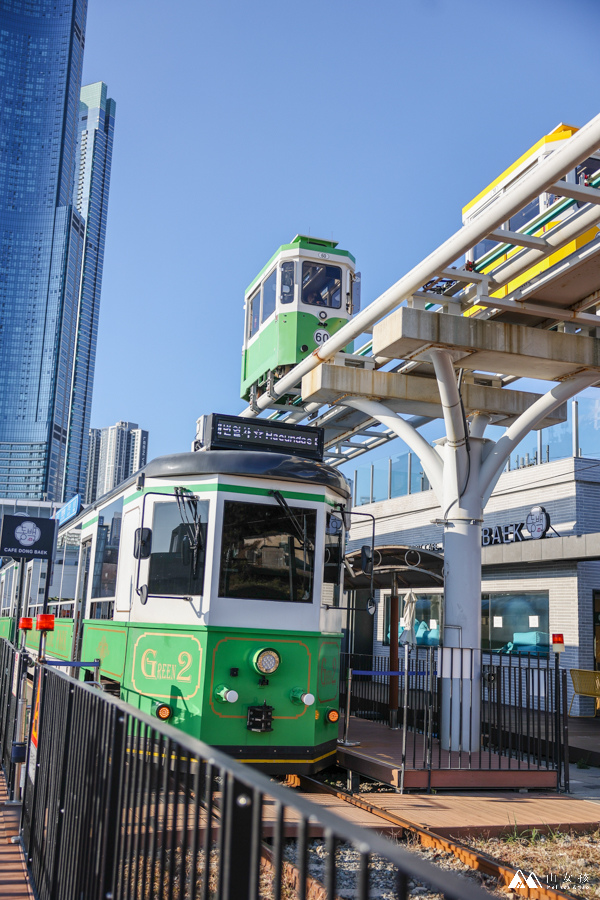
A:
[482,505,551,546]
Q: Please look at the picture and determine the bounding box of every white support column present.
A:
[428,351,485,752]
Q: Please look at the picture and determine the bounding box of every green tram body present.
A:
[0,450,350,774]
[241,235,359,401]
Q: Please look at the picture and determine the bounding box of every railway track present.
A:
[286,775,579,900]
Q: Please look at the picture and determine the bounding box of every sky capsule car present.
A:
[240,234,359,402]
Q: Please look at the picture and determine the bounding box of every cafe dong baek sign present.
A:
[481,505,551,546]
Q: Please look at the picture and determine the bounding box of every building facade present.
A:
[85,421,149,504]
[348,454,600,714]
[0,0,88,501]
[62,82,116,501]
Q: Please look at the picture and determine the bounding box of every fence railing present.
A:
[340,647,569,788]
[0,637,494,900]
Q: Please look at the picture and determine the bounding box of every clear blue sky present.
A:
[82,0,600,464]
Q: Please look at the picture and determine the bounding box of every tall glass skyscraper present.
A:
[0,0,89,501]
[62,82,116,501]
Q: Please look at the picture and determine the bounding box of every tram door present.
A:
[71,539,92,664]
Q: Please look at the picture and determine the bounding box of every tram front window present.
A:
[219,499,316,602]
[148,501,208,596]
[301,263,342,309]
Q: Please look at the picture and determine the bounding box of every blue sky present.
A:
[82,0,600,465]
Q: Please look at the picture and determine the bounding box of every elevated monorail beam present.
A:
[241,110,600,418]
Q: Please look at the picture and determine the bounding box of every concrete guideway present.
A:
[301,359,569,429]
[372,306,600,382]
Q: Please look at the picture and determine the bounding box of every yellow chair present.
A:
[569,669,600,717]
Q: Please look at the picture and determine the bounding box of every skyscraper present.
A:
[0,0,88,502]
[85,421,149,504]
[62,82,116,501]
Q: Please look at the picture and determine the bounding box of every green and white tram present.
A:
[1,415,350,774]
[241,234,360,402]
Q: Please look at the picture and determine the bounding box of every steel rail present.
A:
[291,775,579,900]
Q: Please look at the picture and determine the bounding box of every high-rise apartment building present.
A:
[63,82,116,501]
[85,422,149,504]
[0,0,88,501]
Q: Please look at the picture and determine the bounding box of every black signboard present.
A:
[0,515,57,561]
[198,413,324,461]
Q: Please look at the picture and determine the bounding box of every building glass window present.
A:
[91,497,123,599]
[383,593,442,647]
[301,263,342,308]
[509,198,540,233]
[481,591,549,654]
[261,269,277,322]
[148,501,208,596]
[219,499,316,602]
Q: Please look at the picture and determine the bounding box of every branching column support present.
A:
[341,363,598,753]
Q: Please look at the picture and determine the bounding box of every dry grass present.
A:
[466,829,600,898]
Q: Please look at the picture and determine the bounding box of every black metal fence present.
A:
[0,638,494,900]
[340,647,570,788]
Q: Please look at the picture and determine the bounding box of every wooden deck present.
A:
[362,792,600,838]
[337,716,559,790]
[0,774,32,900]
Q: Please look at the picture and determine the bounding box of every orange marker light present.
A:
[36,614,55,632]
[19,617,33,631]
[326,708,340,724]
[154,703,172,721]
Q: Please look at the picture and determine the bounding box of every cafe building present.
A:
[346,406,600,715]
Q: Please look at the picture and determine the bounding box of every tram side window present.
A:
[261,269,277,322]
[91,497,123,601]
[148,501,208,596]
[280,261,294,303]
[301,263,342,309]
[219,499,316,602]
[247,289,261,339]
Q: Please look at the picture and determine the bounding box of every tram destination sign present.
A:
[197,413,324,461]
[0,514,57,561]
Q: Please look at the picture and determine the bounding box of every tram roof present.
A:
[245,234,356,295]
[144,450,351,498]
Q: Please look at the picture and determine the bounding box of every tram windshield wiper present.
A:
[269,490,314,552]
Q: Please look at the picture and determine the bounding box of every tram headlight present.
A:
[215,685,239,704]
[290,688,315,706]
[253,648,281,675]
[152,702,173,721]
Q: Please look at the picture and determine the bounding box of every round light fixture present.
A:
[253,648,281,675]
[326,708,340,724]
[154,702,172,721]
